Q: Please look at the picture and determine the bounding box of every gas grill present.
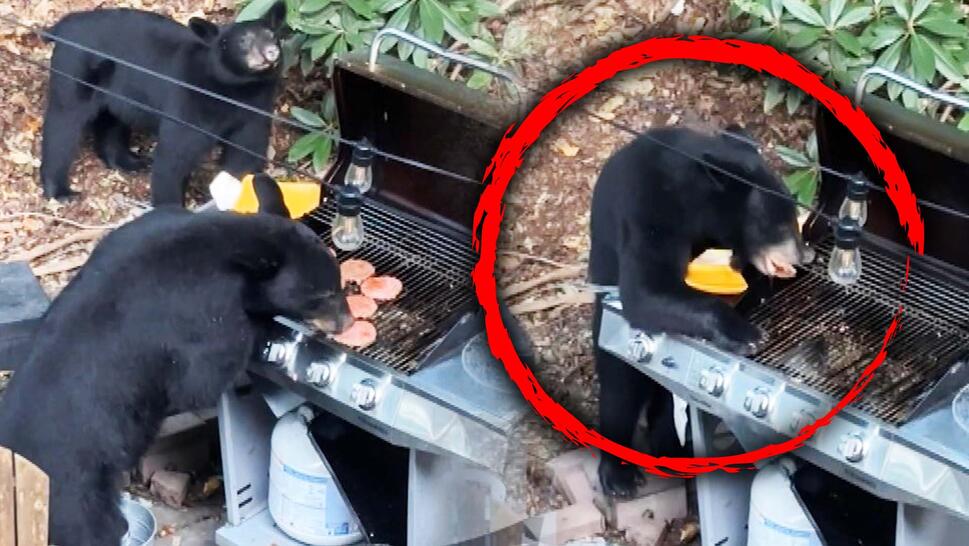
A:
[597,68,969,545]
[216,34,530,546]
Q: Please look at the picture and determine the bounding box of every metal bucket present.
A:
[120,497,156,546]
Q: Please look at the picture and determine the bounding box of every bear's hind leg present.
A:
[92,112,150,172]
[39,78,98,201]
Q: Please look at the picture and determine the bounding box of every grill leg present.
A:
[896,503,969,546]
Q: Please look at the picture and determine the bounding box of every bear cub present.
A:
[39,2,286,205]
[589,125,813,498]
[0,196,353,546]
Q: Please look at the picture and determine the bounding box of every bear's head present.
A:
[231,190,354,335]
[703,125,815,279]
[189,2,286,84]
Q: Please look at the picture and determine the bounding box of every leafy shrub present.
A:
[731,0,969,127]
[237,0,509,170]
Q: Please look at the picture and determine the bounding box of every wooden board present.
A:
[14,454,48,546]
[0,447,14,546]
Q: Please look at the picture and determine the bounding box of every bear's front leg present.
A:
[151,120,216,206]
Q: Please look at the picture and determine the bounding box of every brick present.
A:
[547,449,604,505]
[525,503,605,546]
[150,470,191,508]
[137,428,212,484]
[611,485,687,538]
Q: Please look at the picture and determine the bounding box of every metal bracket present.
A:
[854,66,969,113]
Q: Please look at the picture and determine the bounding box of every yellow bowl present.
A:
[232,174,321,219]
[685,261,748,295]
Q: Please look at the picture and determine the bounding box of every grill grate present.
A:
[303,199,478,374]
[748,239,969,425]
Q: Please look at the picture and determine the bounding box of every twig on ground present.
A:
[501,265,585,298]
[31,254,88,277]
[497,249,584,269]
[508,291,594,315]
[6,229,105,263]
[0,212,119,230]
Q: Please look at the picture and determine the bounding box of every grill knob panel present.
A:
[628,331,657,363]
[840,434,866,463]
[351,379,379,410]
[306,362,335,387]
[698,367,725,397]
[790,410,815,434]
[743,388,772,418]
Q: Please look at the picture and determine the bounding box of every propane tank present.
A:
[747,458,822,546]
[268,405,362,546]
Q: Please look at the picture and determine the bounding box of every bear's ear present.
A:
[189,18,220,43]
[252,173,291,218]
[263,1,287,32]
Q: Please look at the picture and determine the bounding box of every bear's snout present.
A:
[262,44,280,63]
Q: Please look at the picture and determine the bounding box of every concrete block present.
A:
[151,470,191,508]
[526,502,605,546]
[611,485,687,541]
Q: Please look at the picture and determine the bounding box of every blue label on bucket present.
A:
[283,463,330,484]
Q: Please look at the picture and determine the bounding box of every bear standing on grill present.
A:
[38,2,286,205]
[589,125,814,498]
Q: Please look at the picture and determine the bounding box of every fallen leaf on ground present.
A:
[552,138,580,157]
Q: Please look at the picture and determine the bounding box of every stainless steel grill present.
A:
[303,198,478,374]
[749,239,969,425]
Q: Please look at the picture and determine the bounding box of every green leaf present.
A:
[469,37,499,58]
[419,0,445,43]
[957,114,969,131]
[467,69,493,89]
[891,0,910,21]
[833,30,864,55]
[238,0,279,21]
[828,0,847,26]
[775,145,812,167]
[911,0,931,21]
[836,6,873,29]
[375,0,411,13]
[737,25,773,43]
[787,27,825,48]
[770,0,784,21]
[289,132,323,162]
[786,87,805,114]
[783,169,818,206]
[300,51,315,76]
[921,35,966,83]
[322,89,337,121]
[472,0,503,17]
[910,33,936,82]
[806,130,818,162]
[764,79,786,113]
[333,35,349,56]
[782,0,825,27]
[865,21,906,49]
[866,38,905,91]
[917,16,968,38]
[426,0,474,43]
[345,0,376,19]
[380,1,416,53]
[901,88,920,110]
[829,42,848,74]
[300,0,333,13]
[291,106,326,128]
[312,135,333,173]
[310,33,339,61]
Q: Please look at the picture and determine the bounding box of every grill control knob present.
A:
[839,434,866,463]
[306,362,335,387]
[698,368,725,397]
[790,410,816,434]
[351,379,379,410]
[628,331,657,363]
[743,388,772,418]
[262,332,304,367]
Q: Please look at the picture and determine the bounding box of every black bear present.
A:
[39,3,286,205]
[589,125,813,498]
[0,201,353,546]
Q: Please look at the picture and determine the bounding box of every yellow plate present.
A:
[685,260,748,295]
[232,174,321,219]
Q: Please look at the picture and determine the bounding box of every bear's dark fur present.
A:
[39,3,286,205]
[589,126,811,497]
[0,204,353,546]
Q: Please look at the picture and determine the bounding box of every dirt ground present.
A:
[0,1,813,544]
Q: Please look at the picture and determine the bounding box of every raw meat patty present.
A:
[360,276,403,301]
[346,294,378,319]
[330,320,377,348]
[341,259,375,286]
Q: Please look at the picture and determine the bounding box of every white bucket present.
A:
[747,458,822,546]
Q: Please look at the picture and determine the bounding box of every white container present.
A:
[747,458,822,546]
[268,406,363,546]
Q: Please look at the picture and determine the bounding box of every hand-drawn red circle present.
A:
[471,36,925,476]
